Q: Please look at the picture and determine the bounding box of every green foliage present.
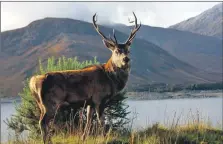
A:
[104,91,130,129]
[38,56,99,74]
[4,79,41,138]
[5,56,129,138]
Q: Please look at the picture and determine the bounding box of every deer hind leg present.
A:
[38,103,45,137]
[82,105,94,140]
[31,92,46,138]
[39,102,58,144]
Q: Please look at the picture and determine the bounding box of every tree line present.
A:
[130,82,223,92]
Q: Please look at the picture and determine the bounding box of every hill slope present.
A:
[169,3,223,39]
[111,24,222,73]
[0,18,221,97]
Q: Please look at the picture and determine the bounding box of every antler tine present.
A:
[133,12,137,28]
[113,29,118,44]
[93,13,117,45]
[128,21,141,43]
[125,12,141,44]
[109,34,114,42]
[92,13,108,40]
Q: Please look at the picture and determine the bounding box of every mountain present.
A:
[111,24,222,73]
[169,3,223,39]
[0,18,221,97]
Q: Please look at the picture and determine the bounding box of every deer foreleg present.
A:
[95,105,105,127]
[95,105,106,136]
[82,105,94,140]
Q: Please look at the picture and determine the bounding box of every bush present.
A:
[5,56,129,139]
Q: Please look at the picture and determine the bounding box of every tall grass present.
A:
[5,110,223,144]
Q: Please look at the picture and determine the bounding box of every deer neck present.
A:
[103,58,130,92]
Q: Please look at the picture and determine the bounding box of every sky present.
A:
[1,2,221,32]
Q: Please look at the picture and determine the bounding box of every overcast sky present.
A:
[1,2,221,32]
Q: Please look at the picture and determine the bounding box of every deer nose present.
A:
[123,57,130,63]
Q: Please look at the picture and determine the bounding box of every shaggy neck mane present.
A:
[103,58,130,93]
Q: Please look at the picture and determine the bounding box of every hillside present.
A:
[111,24,222,73]
[0,18,221,97]
[169,3,223,39]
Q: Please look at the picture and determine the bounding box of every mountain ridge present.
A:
[169,3,223,39]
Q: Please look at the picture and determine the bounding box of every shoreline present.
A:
[1,90,222,103]
[127,90,222,100]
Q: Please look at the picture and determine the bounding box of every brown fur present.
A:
[30,59,128,109]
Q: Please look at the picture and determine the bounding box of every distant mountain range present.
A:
[1,18,221,97]
[169,3,222,39]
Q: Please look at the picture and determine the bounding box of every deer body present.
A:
[30,59,130,111]
[29,12,140,144]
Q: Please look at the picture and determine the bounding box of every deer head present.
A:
[93,12,141,69]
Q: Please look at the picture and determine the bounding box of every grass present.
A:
[5,120,223,144]
[4,108,223,144]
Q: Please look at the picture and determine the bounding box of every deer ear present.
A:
[102,40,115,51]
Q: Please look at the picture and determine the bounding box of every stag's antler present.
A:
[125,12,141,44]
[112,29,118,44]
[93,13,118,45]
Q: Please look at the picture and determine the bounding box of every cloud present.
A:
[1,2,221,32]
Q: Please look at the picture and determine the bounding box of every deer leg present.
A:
[82,105,94,140]
[39,104,46,139]
[32,91,46,140]
[39,104,57,144]
[32,92,45,136]
[95,104,105,127]
[95,105,105,136]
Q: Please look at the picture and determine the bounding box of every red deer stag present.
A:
[29,12,141,144]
